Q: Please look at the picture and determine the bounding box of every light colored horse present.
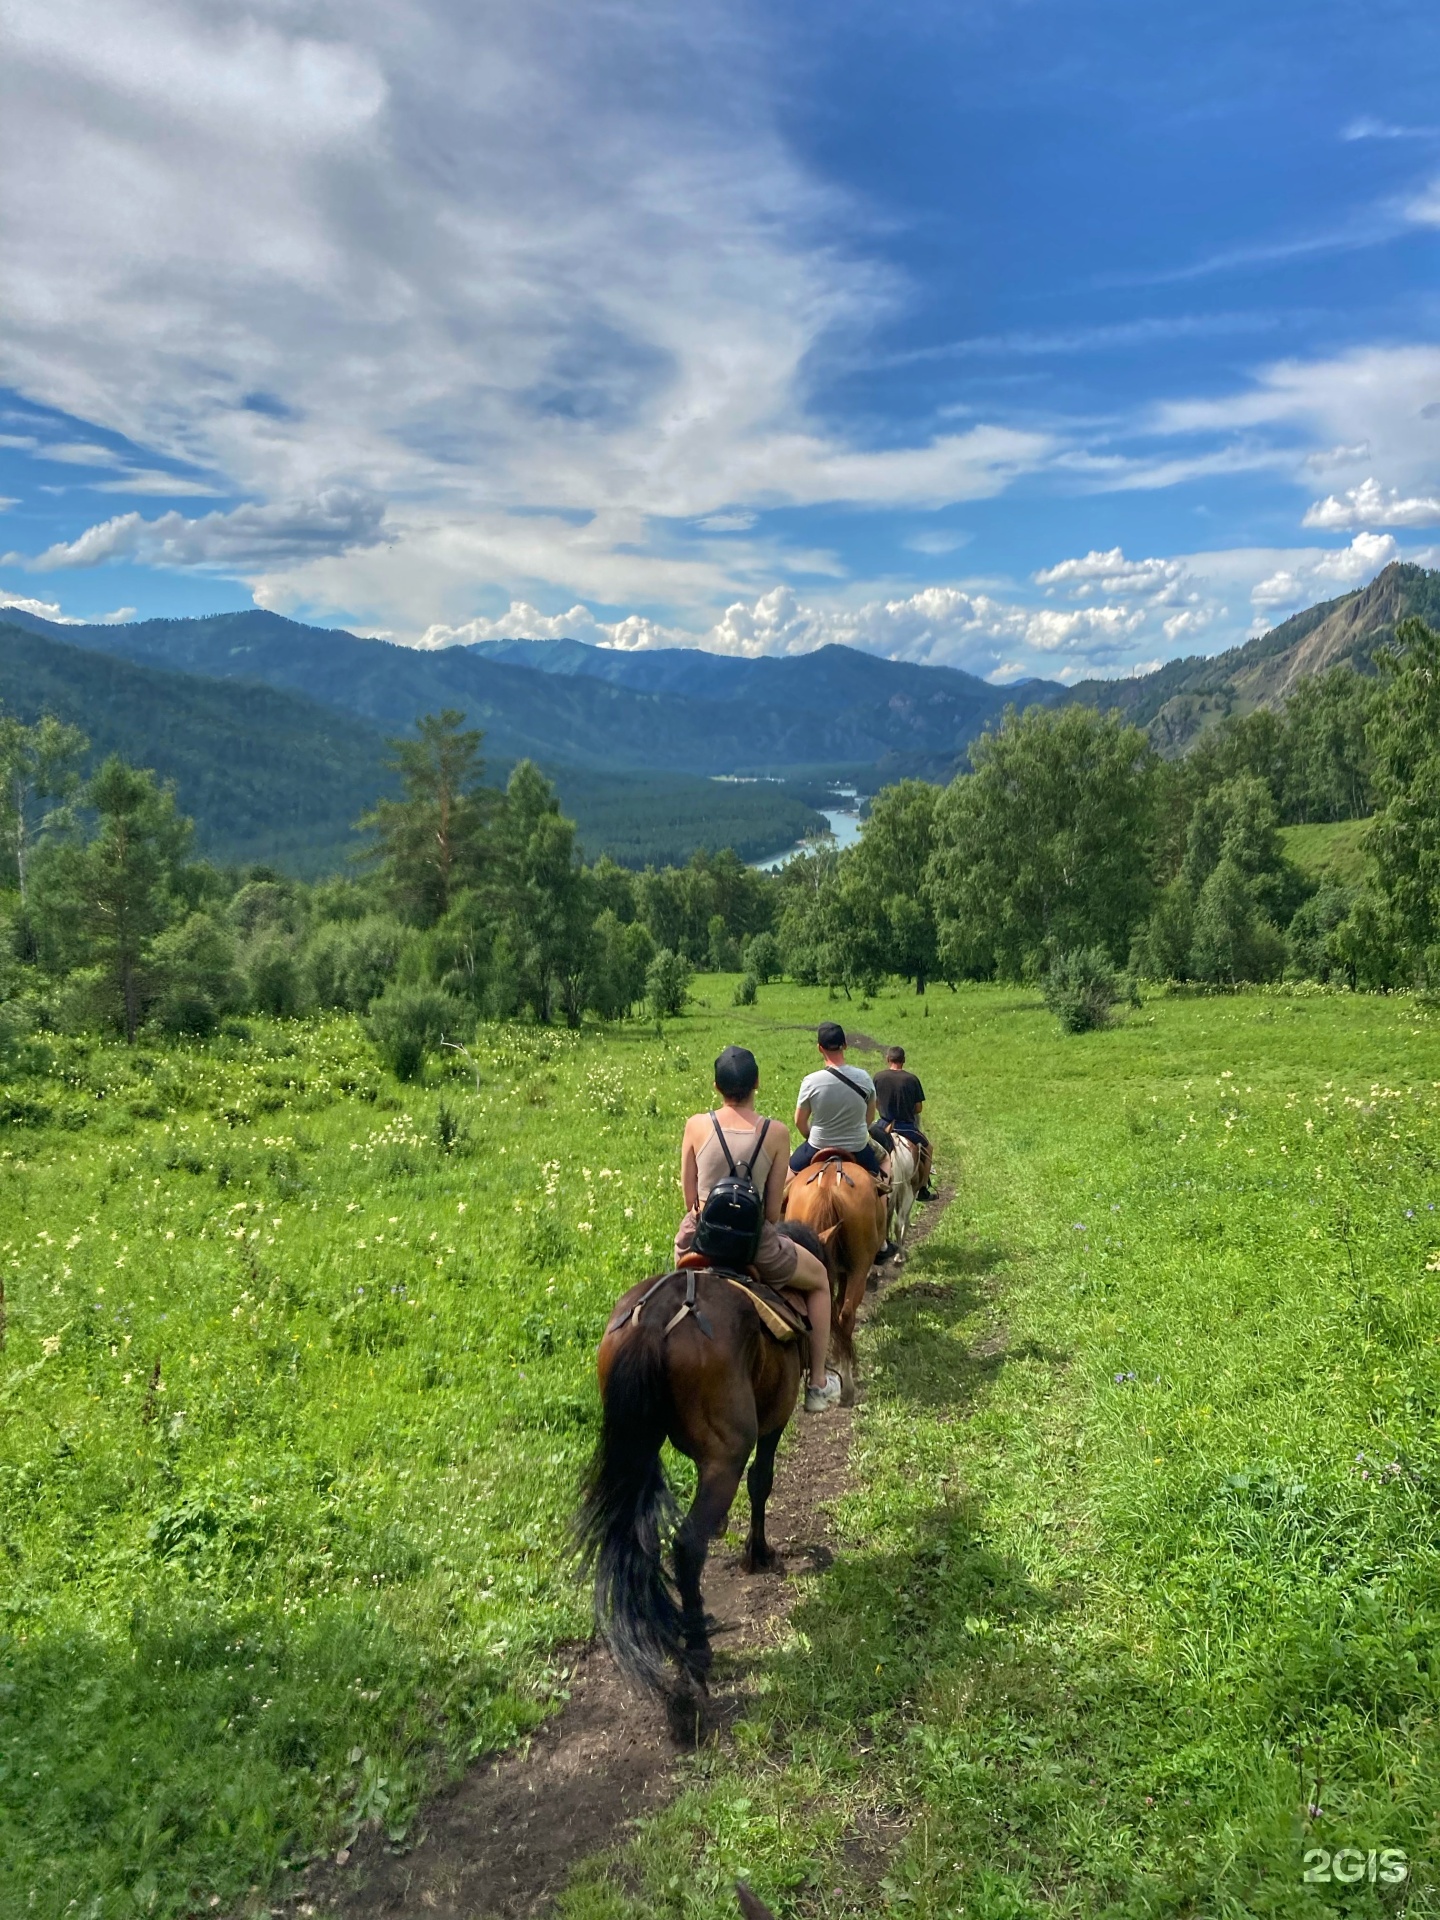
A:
[887,1132,920,1255]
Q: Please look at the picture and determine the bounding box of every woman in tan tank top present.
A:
[675,1045,839,1411]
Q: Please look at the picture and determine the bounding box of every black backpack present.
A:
[694,1113,772,1268]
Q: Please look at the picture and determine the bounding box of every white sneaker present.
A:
[804,1371,842,1413]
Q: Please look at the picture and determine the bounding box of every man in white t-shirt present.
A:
[788,1021,889,1179]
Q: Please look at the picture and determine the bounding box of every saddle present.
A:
[606,1258,810,1349]
[799,1147,889,1194]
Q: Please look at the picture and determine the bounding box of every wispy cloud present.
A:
[882,310,1295,367]
[1344,116,1440,142]
[91,470,226,497]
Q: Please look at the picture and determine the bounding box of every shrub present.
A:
[1190,857,1285,985]
[742,931,781,984]
[645,947,692,1020]
[1044,946,1123,1033]
[149,912,245,1036]
[1285,884,1353,984]
[0,997,37,1068]
[366,985,468,1081]
[306,915,412,1011]
[1130,878,1194,981]
[733,971,758,1006]
[247,938,309,1018]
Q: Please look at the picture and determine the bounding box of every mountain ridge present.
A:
[0,606,1046,779]
[4,559,1437,803]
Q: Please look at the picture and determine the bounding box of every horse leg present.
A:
[833,1255,868,1406]
[673,1459,745,1690]
[742,1426,784,1573]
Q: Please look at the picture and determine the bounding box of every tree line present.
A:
[4,626,1439,1073]
[0,711,785,1072]
[781,621,1439,999]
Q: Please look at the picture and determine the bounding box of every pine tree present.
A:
[359,711,495,925]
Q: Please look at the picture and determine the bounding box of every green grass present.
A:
[1281,819,1372,887]
[3,983,1439,1916]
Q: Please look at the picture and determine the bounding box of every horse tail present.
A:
[575,1321,683,1692]
[787,1159,846,1235]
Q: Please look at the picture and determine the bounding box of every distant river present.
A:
[750,791,863,871]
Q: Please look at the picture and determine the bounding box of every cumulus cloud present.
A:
[14,490,385,572]
[0,591,135,623]
[1303,476,1440,530]
[1250,532,1400,614]
[1033,547,1186,599]
[422,581,1170,674]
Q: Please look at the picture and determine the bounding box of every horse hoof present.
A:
[742,1547,781,1575]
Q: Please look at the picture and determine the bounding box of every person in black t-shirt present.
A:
[872,1046,934,1197]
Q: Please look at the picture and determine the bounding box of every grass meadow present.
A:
[2,982,1439,1917]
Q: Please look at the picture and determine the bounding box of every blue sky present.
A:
[2,0,1438,680]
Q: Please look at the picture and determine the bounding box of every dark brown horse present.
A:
[577,1222,832,1702]
[782,1153,884,1405]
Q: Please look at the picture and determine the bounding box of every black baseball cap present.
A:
[816,1021,847,1051]
[714,1044,760,1097]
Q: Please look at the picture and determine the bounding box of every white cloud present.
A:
[906,528,971,555]
[0,0,1077,630]
[1303,476,1440,531]
[1,592,83,623]
[1343,116,1440,142]
[14,489,385,571]
[1150,344,1440,494]
[0,591,135,623]
[92,471,227,497]
[418,602,606,649]
[1406,179,1440,226]
[1033,547,1186,599]
[414,526,1420,680]
[1250,532,1400,614]
[42,441,122,466]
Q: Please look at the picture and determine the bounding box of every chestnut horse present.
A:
[577,1222,834,1704]
[782,1153,884,1405]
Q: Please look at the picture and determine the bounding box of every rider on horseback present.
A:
[873,1045,934,1199]
[789,1023,897,1261]
[676,1045,841,1412]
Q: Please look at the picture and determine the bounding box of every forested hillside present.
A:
[0,619,392,876]
[0,624,827,872]
[1067,561,1440,753]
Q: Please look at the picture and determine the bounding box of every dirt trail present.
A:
[304,1185,956,1920]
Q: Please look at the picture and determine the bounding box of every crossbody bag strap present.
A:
[824,1065,869,1102]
